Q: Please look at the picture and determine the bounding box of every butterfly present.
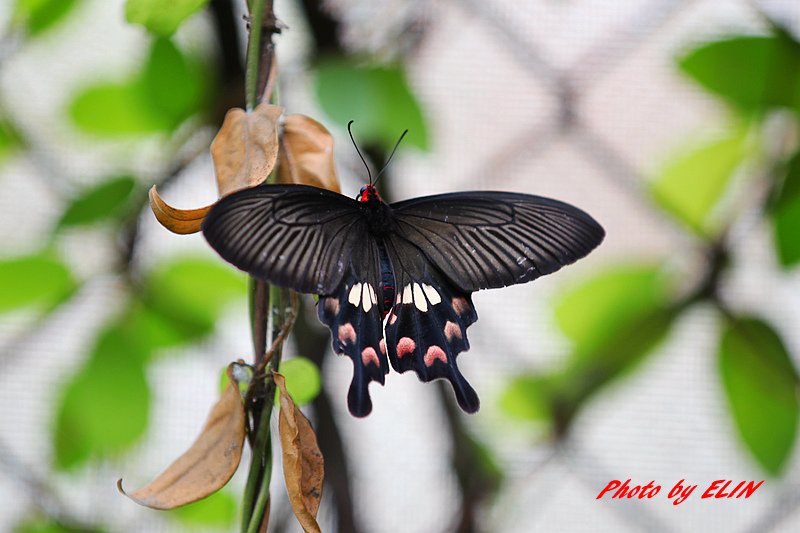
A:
[202,176,605,417]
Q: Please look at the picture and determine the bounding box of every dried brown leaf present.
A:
[211,103,283,197]
[275,372,324,533]
[148,185,211,235]
[278,114,341,193]
[118,365,246,509]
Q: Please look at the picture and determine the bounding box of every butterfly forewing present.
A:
[202,185,365,294]
[390,192,605,292]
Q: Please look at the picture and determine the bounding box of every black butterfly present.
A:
[202,178,604,417]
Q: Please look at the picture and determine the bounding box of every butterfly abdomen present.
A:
[376,241,396,317]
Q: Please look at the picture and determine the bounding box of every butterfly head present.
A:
[358,184,382,203]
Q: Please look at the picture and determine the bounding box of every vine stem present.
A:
[240,0,288,532]
[244,0,267,112]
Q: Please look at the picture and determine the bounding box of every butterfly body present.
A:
[203,182,604,417]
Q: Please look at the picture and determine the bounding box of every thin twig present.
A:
[258,291,299,372]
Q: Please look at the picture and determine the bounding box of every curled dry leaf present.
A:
[150,104,340,235]
[148,185,211,235]
[118,364,246,509]
[278,114,341,193]
[274,372,324,533]
[211,103,283,197]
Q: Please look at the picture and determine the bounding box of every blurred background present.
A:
[1,0,800,532]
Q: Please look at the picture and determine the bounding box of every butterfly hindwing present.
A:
[383,238,480,412]
[317,244,389,417]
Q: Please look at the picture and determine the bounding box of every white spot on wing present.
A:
[368,284,377,304]
[348,283,362,307]
[402,284,413,304]
[421,284,441,305]
[361,283,373,312]
[412,283,428,312]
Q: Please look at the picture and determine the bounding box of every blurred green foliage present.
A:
[772,150,800,266]
[143,256,247,335]
[0,252,76,314]
[11,0,82,37]
[650,128,752,235]
[54,324,151,470]
[168,489,237,528]
[277,356,322,407]
[52,256,246,470]
[125,0,209,37]
[69,38,209,136]
[14,516,105,533]
[554,265,671,358]
[503,265,677,432]
[718,316,799,476]
[56,176,137,230]
[0,116,24,162]
[679,33,800,114]
[501,22,800,474]
[315,58,429,150]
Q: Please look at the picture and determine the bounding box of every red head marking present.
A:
[359,184,382,203]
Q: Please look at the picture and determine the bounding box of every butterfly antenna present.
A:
[348,120,373,184]
[373,129,408,187]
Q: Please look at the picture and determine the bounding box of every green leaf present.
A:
[772,151,800,267]
[315,58,428,150]
[275,357,321,406]
[12,0,81,36]
[500,374,554,422]
[0,252,76,314]
[69,83,169,136]
[466,437,504,491]
[562,307,676,394]
[0,116,24,163]
[650,128,750,235]
[125,0,209,37]
[506,307,678,435]
[54,324,151,470]
[123,298,209,354]
[69,38,207,136]
[678,34,800,114]
[718,316,799,476]
[168,490,237,528]
[144,256,246,333]
[57,176,137,229]
[139,37,206,130]
[15,516,106,533]
[554,264,670,357]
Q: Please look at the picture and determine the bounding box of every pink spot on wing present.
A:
[338,323,356,344]
[396,337,416,359]
[379,338,386,354]
[451,297,470,315]
[324,297,340,316]
[424,345,448,367]
[444,321,462,341]
[361,347,380,367]
[389,311,398,325]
